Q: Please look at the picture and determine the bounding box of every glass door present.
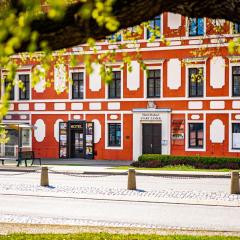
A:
[69,121,84,158]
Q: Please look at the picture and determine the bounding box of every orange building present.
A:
[1,13,240,161]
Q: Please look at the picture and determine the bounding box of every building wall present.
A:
[2,13,240,160]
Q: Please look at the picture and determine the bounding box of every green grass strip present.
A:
[0,233,240,240]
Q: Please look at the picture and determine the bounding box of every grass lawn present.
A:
[112,165,233,172]
[0,233,239,240]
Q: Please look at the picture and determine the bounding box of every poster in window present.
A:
[86,135,93,146]
[60,147,67,158]
[85,122,94,158]
[59,122,68,158]
[171,119,184,145]
[86,123,93,135]
[86,147,93,155]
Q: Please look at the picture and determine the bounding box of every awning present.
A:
[0,123,37,129]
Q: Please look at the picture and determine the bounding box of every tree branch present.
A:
[11,0,240,52]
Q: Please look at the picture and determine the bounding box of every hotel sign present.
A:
[140,113,162,121]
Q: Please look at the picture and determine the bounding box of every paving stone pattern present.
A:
[0,182,240,203]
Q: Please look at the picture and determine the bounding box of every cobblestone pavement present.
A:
[0,178,239,206]
[0,171,240,231]
[0,171,239,206]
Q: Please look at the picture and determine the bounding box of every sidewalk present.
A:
[0,162,232,178]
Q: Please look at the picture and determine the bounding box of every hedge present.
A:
[131,154,240,169]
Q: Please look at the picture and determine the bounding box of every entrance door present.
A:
[142,124,162,154]
[70,130,84,158]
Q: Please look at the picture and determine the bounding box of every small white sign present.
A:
[140,113,162,121]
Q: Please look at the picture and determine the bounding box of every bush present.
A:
[132,154,240,169]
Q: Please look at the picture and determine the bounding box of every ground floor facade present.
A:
[2,101,240,160]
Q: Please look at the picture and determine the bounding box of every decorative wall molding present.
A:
[167,58,181,90]
[89,102,101,110]
[34,103,46,111]
[188,101,203,109]
[54,64,66,93]
[167,13,181,29]
[108,102,120,110]
[89,63,101,91]
[18,104,29,111]
[210,101,225,109]
[210,56,225,89]
[54,103,66,110]
[127,61,140,91]
[210,119,225,143]
[92,119,101,143]
[54,119,63,142]
[34,119,46,142]
[71,103,83,110]
[34,65,46,93]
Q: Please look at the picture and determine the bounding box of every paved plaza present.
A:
[0,168,239,231]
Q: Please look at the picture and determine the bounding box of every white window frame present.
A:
[186,63,206,99]
[145,14,163,40]
[2,71,31,102]
[229,62,240,98]
[105,67,123,100]
[185,117,206,152]
[17,72,31,101]
[68,69,86,101]
[144,65,163,99]
[105,115,123,150]
[230,22,240,35]
[186,17,206,38]
[229,119,240,152]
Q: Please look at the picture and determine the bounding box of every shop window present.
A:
[188,123,204,149]
[232,123,240,149]
[108,71,121,99]
[147,69,161,98]
[233,23,240,34]
[232,66,240,97]
[4,78,14,100]
[108,123,121,147]
[19,74,30,100]
[147,15,161,39]
[188,67,204,97]
[72,72,84,99]
[189,18,204,36]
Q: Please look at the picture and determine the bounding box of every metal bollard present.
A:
[230,171,239,194]
[40,167,49,187]
[127,168,136,190]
